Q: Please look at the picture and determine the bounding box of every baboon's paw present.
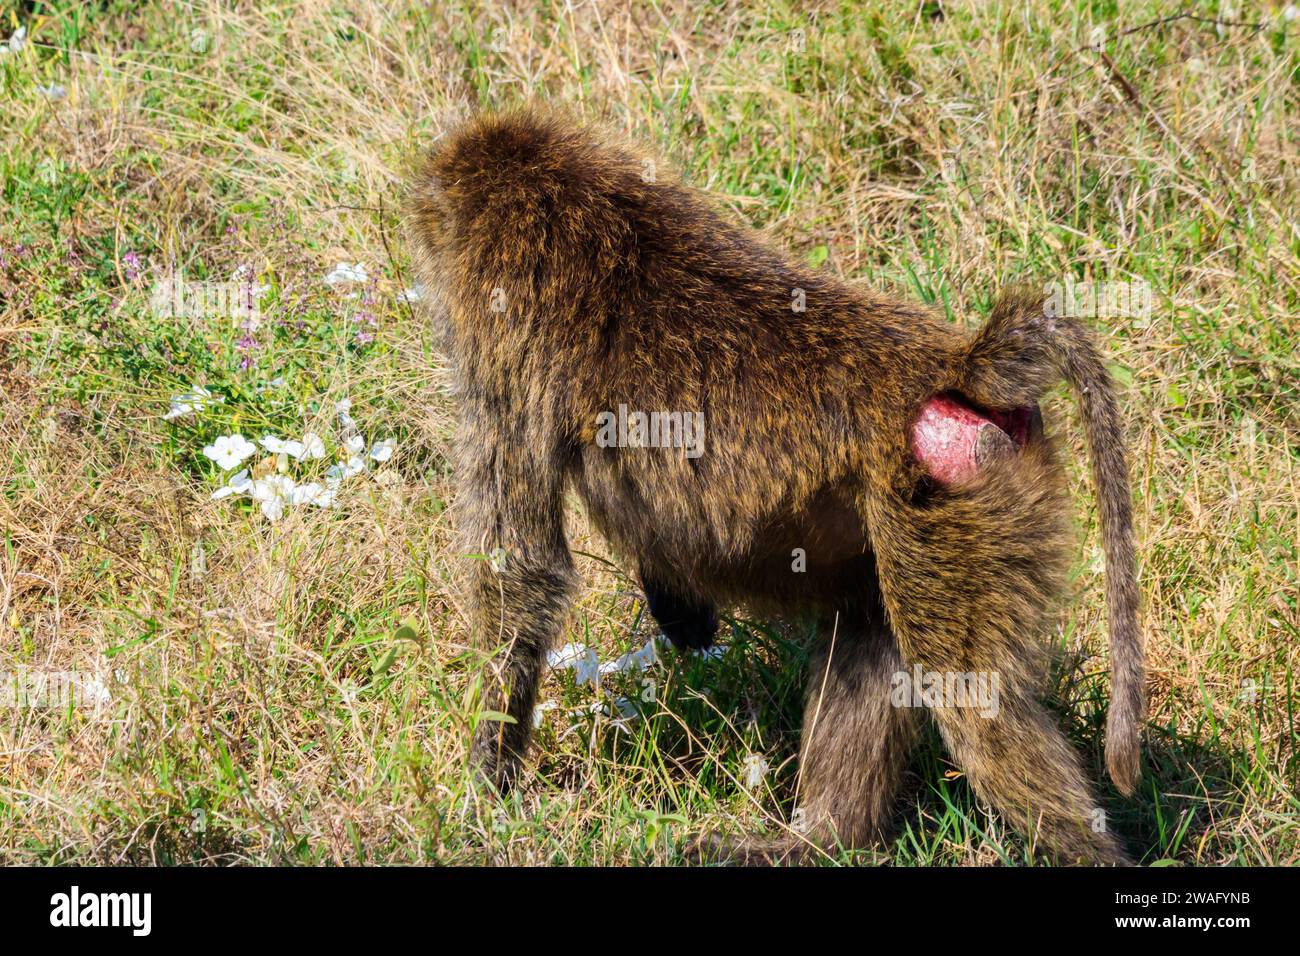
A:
[642,580,718,651]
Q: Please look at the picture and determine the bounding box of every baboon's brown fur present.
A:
[405,106,1144,865]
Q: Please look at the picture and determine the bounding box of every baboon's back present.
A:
[411,110,925,559]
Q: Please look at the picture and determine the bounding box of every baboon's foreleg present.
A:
[640,572,718,651]
[863,446,1130,865]
[459,416,576,793]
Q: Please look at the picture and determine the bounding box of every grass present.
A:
[0,0,1296,865]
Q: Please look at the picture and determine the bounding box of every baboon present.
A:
[405,106,1143,865]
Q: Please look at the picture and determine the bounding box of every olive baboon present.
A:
[405,107,1143,865]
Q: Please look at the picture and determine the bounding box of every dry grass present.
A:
[0,0,1296,864]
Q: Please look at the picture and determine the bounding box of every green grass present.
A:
[0,0,1296,864]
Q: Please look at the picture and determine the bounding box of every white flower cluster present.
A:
[1,27,68,100]
[323,262,368,286]
[164,386,223,420]
[205,430,336,520]
[537,638,656,728]
[535,634,725,729]
[167,386,396,522]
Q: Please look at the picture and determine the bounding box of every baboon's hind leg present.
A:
[927,691,1127,864]
[794,619,921,853]
[691,614,921,865]
[863,447,1131,865]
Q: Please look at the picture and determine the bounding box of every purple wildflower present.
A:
[123,251,143,281]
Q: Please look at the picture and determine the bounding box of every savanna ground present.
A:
[0,0,1297,866]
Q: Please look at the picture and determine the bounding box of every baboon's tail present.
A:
[961,285,1144,795]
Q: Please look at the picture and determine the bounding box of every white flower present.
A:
[599,636,658,675]
[312,485,337,508]
[202,433,256,470]
[211,469,252,500]
[610,696,640,719]
[37,83,67,101]
[290,482,336,508]
[259,431,326,461]
[693,643,726,661]
[546,642,588,668]
[251,475,296,521]
[1284,5,1299,22]
[323,262,368,285]
[251,475,295,500]
[3,26,26,53]
[741,753,769,790]
[289,482,317,506]
[345,434,365,455]
[77,673,111,712]
[300,432,326,460]
[259,434,302,457]
[210,471,336,519]
[532,699,558,728]
[547,642,600,688]
[326,455,367,481]
[368,438,395,462]
[335,399,358,432]
[249,478,275,500]
[164,386,223,420]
